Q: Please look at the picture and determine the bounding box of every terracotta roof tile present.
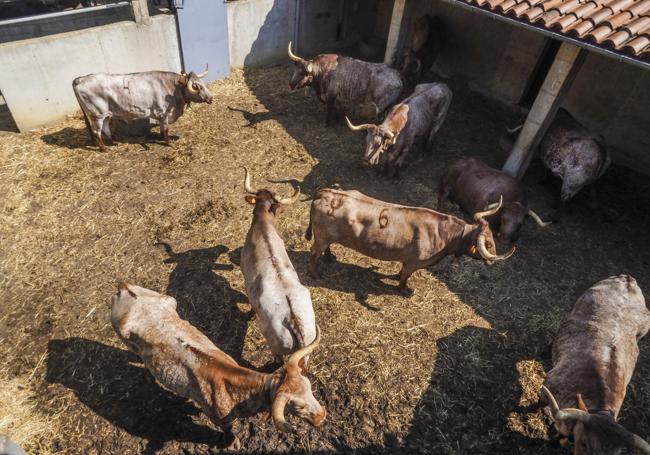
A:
[455,0,650,61]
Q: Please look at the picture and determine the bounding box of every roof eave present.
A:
[441,0,650,72]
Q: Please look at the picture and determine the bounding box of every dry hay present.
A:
[1,65,650,454]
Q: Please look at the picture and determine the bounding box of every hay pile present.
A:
[1,65,649,454]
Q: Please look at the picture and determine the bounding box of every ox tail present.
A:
[72,78,94,142]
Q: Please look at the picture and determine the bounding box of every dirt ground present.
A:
[1,65,650,455]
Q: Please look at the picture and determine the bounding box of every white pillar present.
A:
[502,42,586,178]
[132,0,151,25]
[384,0,407,65]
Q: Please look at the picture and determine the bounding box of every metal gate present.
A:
[175,0,230,83]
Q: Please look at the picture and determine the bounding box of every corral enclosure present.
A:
[1,65,650,454]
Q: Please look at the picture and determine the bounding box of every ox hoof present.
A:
[398,286,414,297]
[223,435,241,452]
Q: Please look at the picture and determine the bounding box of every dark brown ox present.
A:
[72,67,213,152]
[346,82,451,177]
[111,283,326,450]
[541,274,650,455]
[438,157,550,242]
[288,42,403,126]
[539,108,610,205]
[305,189,515,294]
[399,14,441,87]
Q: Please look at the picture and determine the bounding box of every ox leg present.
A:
[101,117,113,145]
[222,424,241,452]
[160,121,171,144]
[397,263,418,296]
[90,117,108,152]
[309,238,330,278]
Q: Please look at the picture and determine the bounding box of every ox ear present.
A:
[576,394,588,412]
[306,62,313,73]
[387,104,409,139]
[245,195,257,205]
[177,72,188,86]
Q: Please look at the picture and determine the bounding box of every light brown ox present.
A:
[111,283,326,450]
[305,189,515,294]
[541,274,650,455]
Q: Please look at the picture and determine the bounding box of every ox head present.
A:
[178,65,213,104]
[288,42,315,91]
[483,200,551,243]
[272,326,327,432]
[243,168,300,215]
[346,104,409,167]
[542,386,650,455]
[470,196,516,264]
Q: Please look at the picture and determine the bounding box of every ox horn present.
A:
[287,325,321,368]
[528,209,552,227]
[506,124,523,134]
[243,167,256,194]
[474,195,504,221]
[288,41,302,62]
[197,64,209,79]
[476,232,516,262]
[272,394,293,433]
[540,386,591,423]
[345,116,372,132]
[631,434,650,454]
[276,187,301,205]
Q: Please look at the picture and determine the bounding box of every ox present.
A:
[111,283,326,450]
[288,42,403,126]
[438,157,550,242]
[305,189,515,294]
[399,14,441,86]
[540,108,610,206]
[241,168,317,365]
[346,82,451,177]
[72,67,213,152]
[541,274,650,455]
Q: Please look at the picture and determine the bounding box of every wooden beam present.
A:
[384,0,407,65]
[502,42,587,178]
[132,0,151,25]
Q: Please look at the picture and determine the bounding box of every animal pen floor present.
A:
[1,66,650,455]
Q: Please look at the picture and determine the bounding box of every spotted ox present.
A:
[541,275,650,455]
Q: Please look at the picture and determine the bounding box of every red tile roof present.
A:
[457,0,650,62]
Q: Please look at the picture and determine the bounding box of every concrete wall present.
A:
[404,0,546,105]
[0,15,181,132]
[227,0,296,68]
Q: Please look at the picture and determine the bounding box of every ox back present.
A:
[240,196,316,358]
[316,56,403,114]
[546,274,650,417]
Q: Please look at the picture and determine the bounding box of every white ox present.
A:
[240,168,317,364]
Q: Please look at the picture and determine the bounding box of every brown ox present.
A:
[288,42,403,126]
[305,189,515,294]
[541,275,650,455]
[438,157,550,242]
[399,14,441,87]
[111,283,326,450]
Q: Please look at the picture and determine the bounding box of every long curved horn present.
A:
[271,394,292,433]
[345,116,371,132]
[287,325,321,368]
[541,386,591,423]
[186,78,199,95]
[276,187,301,205]
[197,64,209,78]
[528,209,552,227]
[243,167,256,194]
[631,434,650,455]
[474,195,504,221]
[477,233,516,261]
[506,124,523,134]
[288,41,302,62]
